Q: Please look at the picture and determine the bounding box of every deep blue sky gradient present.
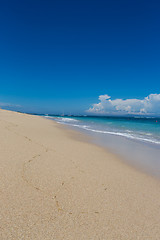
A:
[0,0,160,113]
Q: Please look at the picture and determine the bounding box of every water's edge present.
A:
[44,115,160,179]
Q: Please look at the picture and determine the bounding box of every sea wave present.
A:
[56,121,160,145]
[57,117,79,122]
[44,116,55,119]
[83,128,160,145]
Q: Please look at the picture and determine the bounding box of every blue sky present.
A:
[0,0,160,114]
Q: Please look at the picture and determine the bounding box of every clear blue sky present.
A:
[0,0,160,114]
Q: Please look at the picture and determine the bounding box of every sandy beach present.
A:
[0,109,160,240]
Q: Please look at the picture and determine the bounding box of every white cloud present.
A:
[0,102,21,108]
[87,93,160,115]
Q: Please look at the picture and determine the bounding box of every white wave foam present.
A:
[44,116,55,119]
[58,117,79,122]
[83,128,160,145]
[55,119,160,145]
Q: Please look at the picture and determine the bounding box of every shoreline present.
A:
[0,109,160,239]
[54,119,160,180]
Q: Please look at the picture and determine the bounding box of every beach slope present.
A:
[0,109,160,239]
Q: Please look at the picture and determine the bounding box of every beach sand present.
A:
[0,109,160,239]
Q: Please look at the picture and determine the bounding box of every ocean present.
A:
[44,115,160,178]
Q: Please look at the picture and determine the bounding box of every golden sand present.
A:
[0,109,160,239]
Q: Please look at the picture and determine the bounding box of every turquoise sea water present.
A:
[45,116,160,145]
[44,115,160,177]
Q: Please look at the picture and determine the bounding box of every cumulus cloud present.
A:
[87,93,160,115]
